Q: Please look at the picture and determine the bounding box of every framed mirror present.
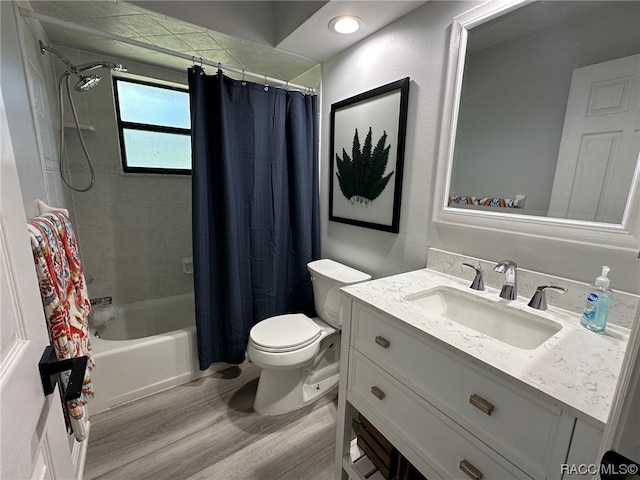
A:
[434,0,640,248]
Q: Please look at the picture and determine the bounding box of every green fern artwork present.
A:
[335,127,394,205]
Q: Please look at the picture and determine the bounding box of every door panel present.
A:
[548,54,640,223]
[0,91,74,479]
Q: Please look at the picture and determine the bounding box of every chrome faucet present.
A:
[527,285,567,310]
[493,260,518,300]
[462,263,484,291]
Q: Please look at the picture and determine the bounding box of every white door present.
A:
[548,54,640,223]
[0,93,75,478]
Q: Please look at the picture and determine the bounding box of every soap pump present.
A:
[580,266,612,334]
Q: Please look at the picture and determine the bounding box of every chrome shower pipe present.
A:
[39,41,127,92]
[39,41,77,74]
[40,41,128,191]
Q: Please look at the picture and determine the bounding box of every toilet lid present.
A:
[250,314,322,351]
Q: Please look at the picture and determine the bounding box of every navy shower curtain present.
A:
[188,66,320,370]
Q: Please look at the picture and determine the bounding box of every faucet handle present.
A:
[462,263,484,291]
[527,285,567,310]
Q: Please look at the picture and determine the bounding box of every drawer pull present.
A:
[459,459,483,480]
[374,336,390,349]
[470,394,494,416]
[370,385,386,400]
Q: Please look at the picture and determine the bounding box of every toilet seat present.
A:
[250,314,323,353]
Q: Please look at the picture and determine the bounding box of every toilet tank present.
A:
[307,259,371,328]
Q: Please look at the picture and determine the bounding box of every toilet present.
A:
[247,259,371,415]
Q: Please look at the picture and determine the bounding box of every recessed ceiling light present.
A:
[329,16,365,35]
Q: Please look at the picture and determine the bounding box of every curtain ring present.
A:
[264,75,268,91]
[285,81,289,91]
[192,56,201,73]
[241,69,246,86]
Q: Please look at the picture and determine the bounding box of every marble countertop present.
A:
[342,268,630,428]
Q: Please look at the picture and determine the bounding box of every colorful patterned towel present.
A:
[27,211,94,441]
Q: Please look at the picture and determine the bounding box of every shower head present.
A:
[75,75,101,92]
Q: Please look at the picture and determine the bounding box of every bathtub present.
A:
[89,293,226,413]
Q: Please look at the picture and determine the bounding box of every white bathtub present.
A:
[89,293,226,413]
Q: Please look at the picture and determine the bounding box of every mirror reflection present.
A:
[449,1,640,224]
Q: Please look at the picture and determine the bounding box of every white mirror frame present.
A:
[433,0,640,250]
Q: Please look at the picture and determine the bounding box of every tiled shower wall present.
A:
[55,46,193,305]
[11,8,73,219]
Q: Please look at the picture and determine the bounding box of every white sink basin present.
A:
[405,287,562,350]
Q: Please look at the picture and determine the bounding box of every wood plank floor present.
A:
[84,362,338,480]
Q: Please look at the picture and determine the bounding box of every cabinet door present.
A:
[562,420,603,480]
[348,351,532,480]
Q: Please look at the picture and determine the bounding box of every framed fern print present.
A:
[329,78,410,233]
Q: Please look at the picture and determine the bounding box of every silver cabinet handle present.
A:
[459,459,483,480]
[469,393,494,416]
[374,336,390,349]
[370,385,386,400]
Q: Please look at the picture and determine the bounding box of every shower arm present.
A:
[39,40,78,75]
[39,41,126,76]
[76,61,126,73]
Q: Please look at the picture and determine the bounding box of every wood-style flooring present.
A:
[84,362,337,480]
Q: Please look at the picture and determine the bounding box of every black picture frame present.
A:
[329,78,410,233]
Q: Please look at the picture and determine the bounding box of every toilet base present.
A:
[253,333,340,415]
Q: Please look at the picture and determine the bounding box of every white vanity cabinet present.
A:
[335,299,603,480]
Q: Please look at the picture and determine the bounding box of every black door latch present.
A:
[38,345,88,401]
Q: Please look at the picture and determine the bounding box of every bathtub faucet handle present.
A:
[90,296,113,306]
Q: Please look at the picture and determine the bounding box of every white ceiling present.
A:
[27,0,426,83]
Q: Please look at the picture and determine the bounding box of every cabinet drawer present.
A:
[348,351,531,480]
[353,303,565,477]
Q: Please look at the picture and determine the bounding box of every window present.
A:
[113,77,191,174]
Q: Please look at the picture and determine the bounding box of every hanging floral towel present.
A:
[27,211,94,441]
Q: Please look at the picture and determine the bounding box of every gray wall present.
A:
[321,1,640,294]
[321,1,477,279]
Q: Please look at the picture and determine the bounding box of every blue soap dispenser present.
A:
[580,266,612,334]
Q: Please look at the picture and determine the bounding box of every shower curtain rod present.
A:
[20,9,316,94]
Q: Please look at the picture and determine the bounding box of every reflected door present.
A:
[548,54,640,223]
